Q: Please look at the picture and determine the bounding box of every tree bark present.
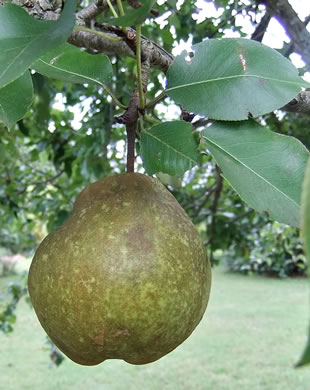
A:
[282,90,310,115]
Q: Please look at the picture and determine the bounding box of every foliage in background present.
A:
[0,273,28,333]
[223,222,306,278]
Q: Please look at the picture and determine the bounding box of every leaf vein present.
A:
[143,130,198,165]
[202,135,299,207]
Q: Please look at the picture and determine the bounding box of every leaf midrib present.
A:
[202,134,299,208]
[35,58,103,85]
[167,74,301,94]
[0,1,72,87]
[0,27,53,84]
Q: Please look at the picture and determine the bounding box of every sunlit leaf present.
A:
[140,120,202,176]
[33,43,113,85]
[166,38,308,120]
[201,120,310,227]
[0,0,76,88]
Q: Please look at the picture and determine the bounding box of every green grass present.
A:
[1,261,310,390]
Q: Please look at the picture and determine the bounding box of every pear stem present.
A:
[126,123,136,173]
[115,90,139,173]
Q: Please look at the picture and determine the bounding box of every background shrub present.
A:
[223,222,306,278]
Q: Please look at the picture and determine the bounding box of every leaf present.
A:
[296,158,310,367]
[0,0,76,88]
[167,0,177,9]
[47,209,70,232]
[166,38,309,120]
[302,158,310,274]
[109,0,156,26]
[201,120,310,227]
[140,120,202,176]
[156,173,182,188]
[33,43,113,85]
[0,71,33,129]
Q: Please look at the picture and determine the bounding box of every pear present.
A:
[28,173,211,365]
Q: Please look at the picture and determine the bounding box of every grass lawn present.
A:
[1,260,310,390]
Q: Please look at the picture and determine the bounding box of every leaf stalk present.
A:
[136,24,145,109]
[74,26,122,42]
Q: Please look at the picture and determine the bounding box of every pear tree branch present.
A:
[262,0,310,69]
[2,0,309,115]
[281,91,310,115]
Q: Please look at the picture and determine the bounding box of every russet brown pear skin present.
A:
[28,173,211,365]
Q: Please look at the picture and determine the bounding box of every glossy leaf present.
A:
[201,120,310,227]
[0,0,76,88]
[166,38,309,120]
[296,158,310,367]
[110,0,156,26]
[0,72,33,129]
[140,120,202,176]
[33,43,113,85]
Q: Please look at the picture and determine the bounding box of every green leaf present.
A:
[140,120,202,176]
[0,71,33,129]
[201,120,310,227]
[33,43,113,85]
[166,38,308,120]
[296,158,310,367]
[167,0,177,9]
[110,0,156,26]
[156,172,182,188]
[302,158,310,274]
[0,0,76,88]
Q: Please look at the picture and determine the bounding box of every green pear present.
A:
[28,173,211,365]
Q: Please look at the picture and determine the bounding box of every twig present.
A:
[16,169,66,195]
[192,184,217,219]
[74,26,122,41]
[229,209,254,224]
[181,110,195,122]
[76,0,114,23]
[251,7,272,42]
[282,91,310,115]
[192,118,213,129]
